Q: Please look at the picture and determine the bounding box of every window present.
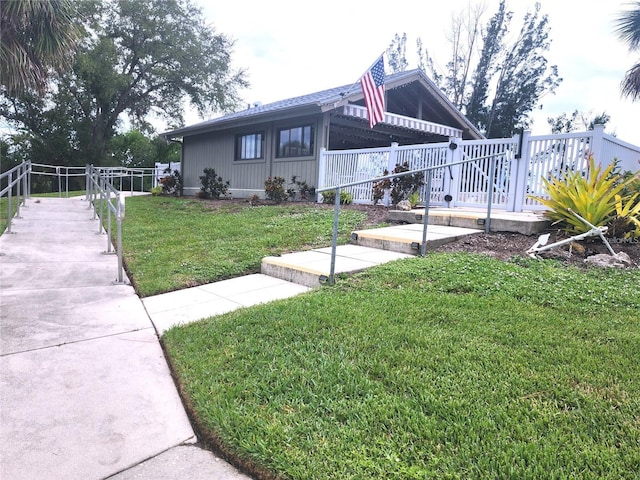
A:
[235,132,263,160]
[277,125,314,158]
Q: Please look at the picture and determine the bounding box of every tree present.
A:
[109,130,180,170]
[386,33,408,74]
[1,0,247,166]
[415,1,561,138]
[615,2,640,100]
[547,110,610,134]
[0,0,80,95]
[419,3,486,110]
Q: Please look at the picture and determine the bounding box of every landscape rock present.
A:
[396,200,412,211]
[584,252,633,268]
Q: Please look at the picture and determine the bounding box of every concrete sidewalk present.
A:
[0,197,252,480]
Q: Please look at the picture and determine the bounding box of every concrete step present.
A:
[350,224,482,255]
[261,224,482,287]
[389,208,551,235]
[261,245,413,288]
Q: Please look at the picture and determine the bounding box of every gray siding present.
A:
[182,113,326,198]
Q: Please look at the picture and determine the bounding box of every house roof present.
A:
[163,69,483,140]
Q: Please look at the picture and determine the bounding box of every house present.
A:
[162,69,483,198]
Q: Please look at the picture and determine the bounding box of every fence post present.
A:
[510,130,531,212]
[317,148,327,203]
[590,124,605,166]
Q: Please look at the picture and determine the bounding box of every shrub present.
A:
[372,169,390,205]
[390,162,424,205]
[529,156,640,236]
[150,186,163,196]
[264,176,287,204]
[321,190,352,205]
[286,176,316,201]
[371,163,424,205]
[159,167,182,196]
[199,168,230,199]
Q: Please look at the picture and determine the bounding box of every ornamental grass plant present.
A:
[530,156,640,235]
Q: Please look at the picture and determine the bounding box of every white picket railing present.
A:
[318,125,640,212]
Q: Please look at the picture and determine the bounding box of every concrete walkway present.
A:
[0,197,252,480]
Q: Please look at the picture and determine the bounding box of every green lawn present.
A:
[121,196,370,297]
[163,254,640,479]
[0,196,23,233]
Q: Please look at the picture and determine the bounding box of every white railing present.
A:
[318,125,640,213]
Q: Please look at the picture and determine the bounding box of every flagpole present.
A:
[340,52,386,98]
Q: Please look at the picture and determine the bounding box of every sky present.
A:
[187,0,640,146]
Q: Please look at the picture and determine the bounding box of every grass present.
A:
[163,254,640,479]
[121,196,369,297]
[0,197,20,234]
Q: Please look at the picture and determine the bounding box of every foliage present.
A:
[160,167,182,196]
[413,1,561,138]
[321,190,353,205]
[373,163,424,205]
[610,193,640,238]
[120,197,370,296]
[1,0,247,166]
[408,191,421,208]
[287,176,316,201]
[163,254,640,479]
[199,168,230,199]
[385,33,408,74]
[0,0,80,95]
[547,110,611,134]
[389,162,424,205]
[529,156,640,235]
[150,186,163,196]
[109,130,180,169]
[372,169,391,204]
[264,176,287,204]
[615,3,640,100]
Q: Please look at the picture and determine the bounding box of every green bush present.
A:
[529,156,640,236]
[372,163,424,205]
[264,176,287,204]
[159,167,182,196]
[199,168,230,199]
[150,186,163,196]
[321,190,352,205]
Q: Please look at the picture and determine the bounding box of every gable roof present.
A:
[163,69,483,140]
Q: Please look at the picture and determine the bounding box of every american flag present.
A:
[360,56,386,128]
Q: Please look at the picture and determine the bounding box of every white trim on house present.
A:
[341,105,464,138]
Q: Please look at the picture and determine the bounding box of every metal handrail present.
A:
[1,161,31,234]
[87,166,126,284]
[317,151,508,285]
[30,163,86,198]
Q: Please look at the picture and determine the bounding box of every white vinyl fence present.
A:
[318,125,640,212]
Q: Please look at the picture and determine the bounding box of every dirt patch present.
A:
[431,230,640,267]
